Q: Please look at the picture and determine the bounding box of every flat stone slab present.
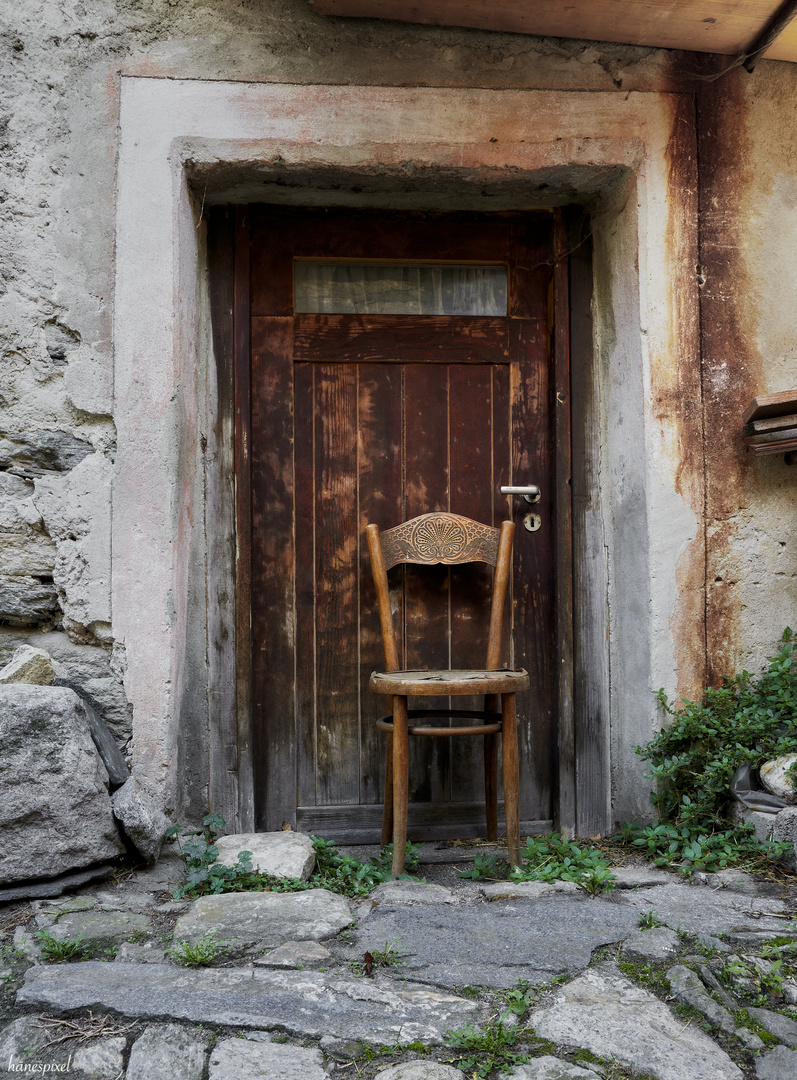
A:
[126,1023,208,1080]
[371,881,457,904]
[48,908,152,945]
[214,832,315,881]
[379,1064,465,1080]
[613,883,789,936]
[172,889,352,955]
[348,898,640,988]
[70,1037,126,1079]
[254,940,332,967]
[209,1038,327,1080]
[609,866,681,888]
[500,1058,603,1079]
[620,926,680,961]
[530,962,743,1080]
[17,961,485,1047]
[481,881,582,901]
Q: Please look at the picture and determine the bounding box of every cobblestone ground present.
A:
[1,842,796,1080]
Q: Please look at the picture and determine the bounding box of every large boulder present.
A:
[0,684,124,884]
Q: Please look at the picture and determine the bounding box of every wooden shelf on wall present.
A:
[743,390,797,462]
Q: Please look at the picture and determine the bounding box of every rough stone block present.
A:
[48,908,152,946]
[3,630,134,746]
[126,1023,208,1080]
[71,1037,126,1079]
[620,927,680,962]
[111,777,170,863]
[254,940,331,968]
[0,431,94,476]
[214,831,315,881]
[0,644,55,685]
[755,1046,797,1080]
[370,880,457,904]
[666,964,735,1034]
[0,577,59,625]
[745,1007,797,1048]
[379,1064,466,1080]
[760,755,797,803]
[773,807,797,871]
[0,684,123,885]
[208,1039,328,1080]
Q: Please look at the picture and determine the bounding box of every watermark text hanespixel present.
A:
[6,1056,72,1074]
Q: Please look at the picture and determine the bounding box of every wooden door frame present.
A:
[208,202,604,838]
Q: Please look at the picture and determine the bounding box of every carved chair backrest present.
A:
[365,513,515,674]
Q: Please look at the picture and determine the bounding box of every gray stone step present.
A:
[17,961,485,1047]
[347,896,640,988]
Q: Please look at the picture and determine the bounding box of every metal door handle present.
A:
[500,485,540,504]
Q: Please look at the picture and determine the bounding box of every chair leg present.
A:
[483,732,498,841]
[391,696,409,877]
[483,692,499,841]
[501,692,521,867]
[381,731,394,847]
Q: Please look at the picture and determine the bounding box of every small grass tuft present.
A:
[168,931,227,967]
[35,931,85,963]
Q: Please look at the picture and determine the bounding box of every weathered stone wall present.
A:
[1,0,795,824]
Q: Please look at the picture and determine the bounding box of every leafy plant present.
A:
[35,931,84,963]
[497,979,533,1019]
[621,630,797,874]
[444,1018,531,1078]
[168,815,423,901]
[169,931,227,967]
[458,853,505,881]
[311,837,422,899]
[510,834,615,894]
[458,835,615,894]
[638,910,665,930]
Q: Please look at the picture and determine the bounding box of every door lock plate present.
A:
[523,513,542,533]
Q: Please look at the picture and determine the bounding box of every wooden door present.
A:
[241,207,561,841]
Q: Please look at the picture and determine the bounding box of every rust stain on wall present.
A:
[695,65,761,684]
[655,88,705,700]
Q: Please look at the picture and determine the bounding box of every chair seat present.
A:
[370,668,529,696]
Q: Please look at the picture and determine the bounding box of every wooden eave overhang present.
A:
[309,1,797,66]
[743,390,797,461]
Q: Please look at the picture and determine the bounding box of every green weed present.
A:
[638,910,665,930]
[169,931,227,967]
[35,931,84,963]
[459,834,615,894]
[444,1018,531,1078]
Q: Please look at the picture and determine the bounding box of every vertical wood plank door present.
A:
[245,207,559,842]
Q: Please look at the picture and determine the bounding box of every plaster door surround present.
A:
[113,77,700,833]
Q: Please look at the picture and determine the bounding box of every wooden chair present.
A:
[365,512,529,876]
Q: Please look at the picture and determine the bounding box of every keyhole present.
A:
[523,513,541,533]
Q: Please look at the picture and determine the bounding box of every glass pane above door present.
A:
[294,261,508,316]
